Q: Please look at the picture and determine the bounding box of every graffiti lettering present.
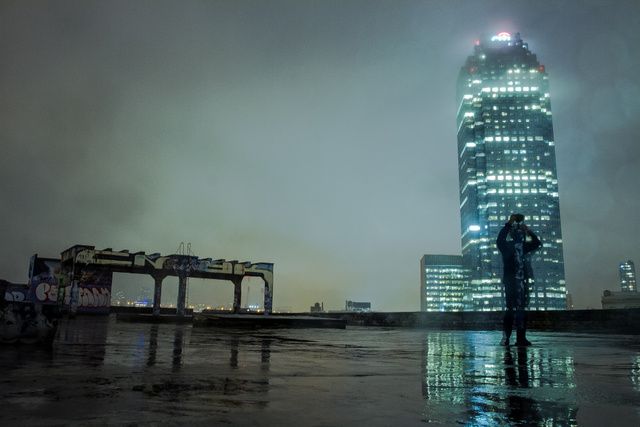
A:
[79,287,111,308]
[4,291,26,302]
[34,283,59,303]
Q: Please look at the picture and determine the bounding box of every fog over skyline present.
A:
[1,0,639,311]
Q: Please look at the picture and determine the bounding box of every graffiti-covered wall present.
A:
[66,269,113,313]
[28,255,64,305]
[28,255,113,313]
[3,283,29,303]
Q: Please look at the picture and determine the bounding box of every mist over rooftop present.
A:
[1,0,639,310]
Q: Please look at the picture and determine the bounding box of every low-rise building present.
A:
[420,255,469,312]
[310,302,324,313]
[601,290,640,309]
[345,300,371,312]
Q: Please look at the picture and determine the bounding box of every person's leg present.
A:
[515,309,531,346]
[502,309,514,345]
[502,283,516,345]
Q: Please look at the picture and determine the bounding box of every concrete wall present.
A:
[110,306,194,316]
[311,308,640,334]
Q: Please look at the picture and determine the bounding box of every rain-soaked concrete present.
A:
[0,316,639,426]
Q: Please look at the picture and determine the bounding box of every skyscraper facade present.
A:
[619,260,637,292]
[420,255,469,312]
[456,32,566,311]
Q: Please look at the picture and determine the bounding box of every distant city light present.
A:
[468,225,481,232]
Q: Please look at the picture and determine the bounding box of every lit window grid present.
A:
[421,256,470,312]
[619,261,637,293]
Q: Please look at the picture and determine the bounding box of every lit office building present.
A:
[457,32,566,311]
[420,255,469,312]
[619,260,637,292]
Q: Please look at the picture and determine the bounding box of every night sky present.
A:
[1,0,639,311]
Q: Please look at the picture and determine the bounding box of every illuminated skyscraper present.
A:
[619,260,637,292]
[457,32,566,311]
[420,255,469,312]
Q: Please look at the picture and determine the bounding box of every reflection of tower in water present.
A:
[421,332,470,404]
[632,355,640,392]
[421,332,578,425]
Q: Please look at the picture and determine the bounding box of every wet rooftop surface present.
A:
[1,316,639,426]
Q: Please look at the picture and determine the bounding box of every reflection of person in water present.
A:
[497,214,541,346]
[503,347,540,424]
[504,347,530,387]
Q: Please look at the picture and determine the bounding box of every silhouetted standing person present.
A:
[497,214,541,346]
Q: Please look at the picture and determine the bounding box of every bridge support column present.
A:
[263,281,273,315]
[69,280,80,317]
[177,275,187,317]
[152,275,164,317]
[232,277,242,314]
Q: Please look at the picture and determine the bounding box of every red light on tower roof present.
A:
[491,32,512,42]
[539,65,545,72]
[474,39,480,46]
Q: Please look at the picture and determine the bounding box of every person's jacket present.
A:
[496,223,542,284]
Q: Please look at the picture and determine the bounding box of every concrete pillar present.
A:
[263,280,273,315]
[152,276,164,317]
[176,275,187,317]
[69,280,80,317]
[232,277,242,314]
